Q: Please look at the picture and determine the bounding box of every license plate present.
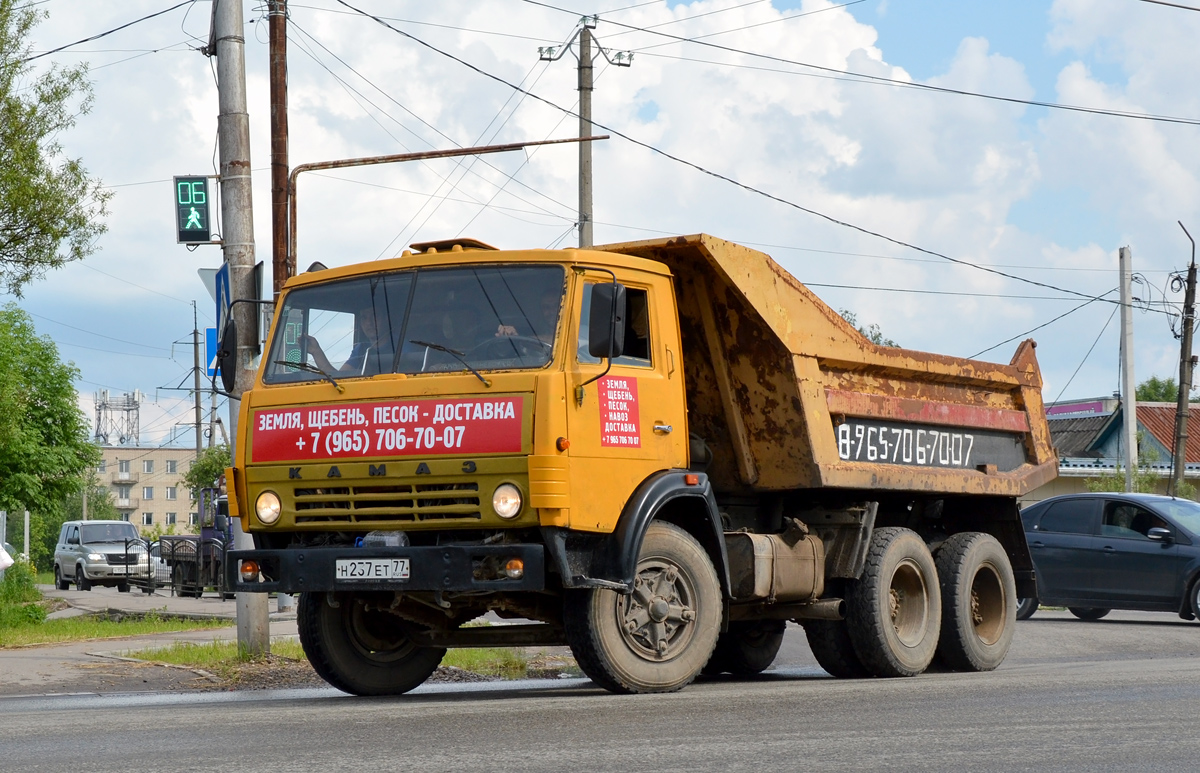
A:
[335,558,410,581]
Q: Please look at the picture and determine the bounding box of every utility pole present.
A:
[1172,223,1197,496]
[540,17,631,248]
[211,0,269,655]
[192,301,203,460]
[1120,246,1139,492]
[269,0,290,295]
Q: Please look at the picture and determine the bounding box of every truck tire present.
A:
[75,566,91,591]
[1016,596,1038,621]
[803,618,871,678]
[846,527,940,677]
[564,521,721,694]
[297,591,445,696]
[933,532,1016,672]
[1068,607,1110,621]
[703,620,787,676]
[54,565,70,591]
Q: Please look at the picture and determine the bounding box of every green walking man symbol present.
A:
[184,206,204,231]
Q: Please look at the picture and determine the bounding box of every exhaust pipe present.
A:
[789,598,845,621]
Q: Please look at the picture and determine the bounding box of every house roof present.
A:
[1134,403,1200,464]
[1047,415,1110,458]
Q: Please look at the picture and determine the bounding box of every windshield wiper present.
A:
[409,340,491,387]
[273,360,344,393]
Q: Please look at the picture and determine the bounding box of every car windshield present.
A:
[1152,498,1200,536]
[263,264,566,384]
[80,522,139,544]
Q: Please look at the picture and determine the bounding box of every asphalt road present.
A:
[3,609,1199,772]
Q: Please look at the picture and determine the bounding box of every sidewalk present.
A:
[0,585,300,698]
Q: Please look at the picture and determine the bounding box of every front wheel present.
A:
[1016,597,1039,620]
[703,620,786,676]
[298,592,445,696]
[1069,607,1110,621]
[565,521,721,694]
[934,532,1016,672]
[846,527,941,677]
[75,566,91,591]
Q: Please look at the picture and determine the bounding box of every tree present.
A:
[0,305,99,522]
[839,309,899,347]
[184,445,231,498]
[1135,375,1198,403]
[10,475,117,571]
[0,0,111,297]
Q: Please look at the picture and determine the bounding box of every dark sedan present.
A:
[1017,493,1200,621]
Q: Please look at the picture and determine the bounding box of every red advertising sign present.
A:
[599,376,641,448]
[251,396,524,463]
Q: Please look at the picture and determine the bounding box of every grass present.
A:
[35,571,54,586]
[127,639,534,679]
[0,610,231,648]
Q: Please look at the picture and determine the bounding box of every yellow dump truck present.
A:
[225,233,1055,694]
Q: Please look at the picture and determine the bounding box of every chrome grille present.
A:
[292,482,481,524]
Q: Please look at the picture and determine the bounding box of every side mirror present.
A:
[217,318,238,393]
[1147,526,1173,543]
[588,282,627,359]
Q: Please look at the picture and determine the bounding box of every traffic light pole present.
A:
[212,0,270,655]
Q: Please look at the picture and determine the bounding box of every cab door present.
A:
[565,270,688,533]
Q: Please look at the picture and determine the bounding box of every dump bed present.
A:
[597,234,1057,497]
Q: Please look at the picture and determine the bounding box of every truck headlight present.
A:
[492,483,522,519]
[256,491,282,525]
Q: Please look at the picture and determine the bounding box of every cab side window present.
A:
[1103,502,1169,539]
[579,285,652,367]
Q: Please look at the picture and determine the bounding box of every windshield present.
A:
[81,522,139,544]
[1153,498,1200,536]
[264,265,566,384]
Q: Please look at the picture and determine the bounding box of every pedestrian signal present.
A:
[174,176,212,244]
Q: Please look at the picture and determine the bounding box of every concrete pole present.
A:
[0,511,6,549]
[214,0,269,654]
[82,484,88,521]
[23,510,29,561]
[578,26,593,248]
[1120,246,1139,492]
[1172,223,1197,497]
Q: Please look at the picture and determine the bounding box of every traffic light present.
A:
[174,176,212,244]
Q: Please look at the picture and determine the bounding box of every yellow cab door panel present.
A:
[566,270,688,532]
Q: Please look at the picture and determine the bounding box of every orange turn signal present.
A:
[684,474,700,486]
[239,560,260,583]
[556,437,571,452]
[504,558,525,580]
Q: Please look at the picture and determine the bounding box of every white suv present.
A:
[53,520,147,592]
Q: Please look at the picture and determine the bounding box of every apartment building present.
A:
[96,446,202,531]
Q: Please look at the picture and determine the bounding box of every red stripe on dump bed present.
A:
[825,389,1030,433]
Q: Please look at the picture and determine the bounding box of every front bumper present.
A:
[227,544,546,594]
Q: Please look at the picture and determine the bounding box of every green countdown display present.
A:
[174,176,211,243]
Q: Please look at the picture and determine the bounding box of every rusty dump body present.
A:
[599,234,1057,502]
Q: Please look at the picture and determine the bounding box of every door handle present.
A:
[1029,541,1044,549]
[653,424,673,434]
[1103,546,1117,553]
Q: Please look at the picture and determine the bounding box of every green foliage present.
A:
[15,476,118,571]
[0,306,99,530]
[0,558,44,629]
[1086,431,1162,494]
[839,309,899,347]
[0,0,111,296]
[140,522,180,541]
[1174,480,1197,501]
[184,445,230,497]
[1137,375,1179,403]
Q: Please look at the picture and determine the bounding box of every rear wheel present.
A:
[75,566,91,591]
[565,521,721,694]
[1068,607,1110,621]
[1016,597,1039,620]
[934,532,1016,672]
[54,565,70,591]
[846,527,941,677]
[117,582,131,593]
[298,591,445,696]
[803,618,871,678]
[703,620,786,676]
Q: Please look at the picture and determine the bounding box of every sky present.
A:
[7,0,1200,449]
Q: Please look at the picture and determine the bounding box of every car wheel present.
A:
[54,565,70,591]
[1068,607,1110,621]
[117,582,130,593]
[1016,597,1039,620]
[75,566,91,591]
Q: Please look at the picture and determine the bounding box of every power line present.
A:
[332,0,1146,313]
[804,283,1098,302]
[1139,0,1200,10]
[968,290,1117,360]
[518,0,1200,127]
[26,311,172,352]
[1052,305,1120,403]
[20,1,198,64]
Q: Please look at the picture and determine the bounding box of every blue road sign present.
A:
[215,263,231,331]
[205,327,218,377]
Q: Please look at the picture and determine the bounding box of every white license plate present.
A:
[335,558,410,581]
